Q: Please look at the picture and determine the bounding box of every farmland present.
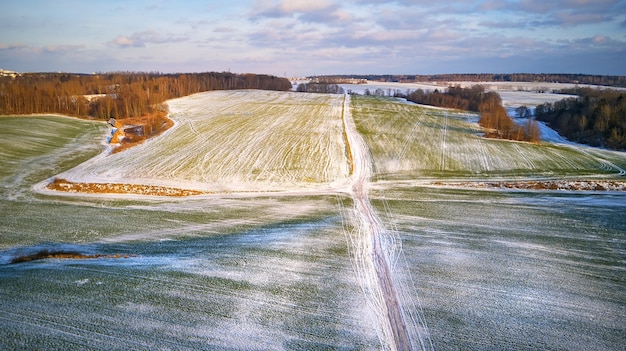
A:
[350,95,625,180]
[351,95,625,350]
[48,90,350,194]
[1,90,625,350]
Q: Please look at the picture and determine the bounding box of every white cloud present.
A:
[0,43,28,50]
[107,30,187,48]
[276,0,335,13]
[2,0,625,75]
[250,0,347,23]
[109,35,142,48]
[43,44,86,53]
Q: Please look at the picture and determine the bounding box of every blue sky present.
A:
[1,0,625,76]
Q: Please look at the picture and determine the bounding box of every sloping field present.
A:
[0,209,385,350]
[0,112,382,349]
[54,90,349,193]
[369,186,626,350]
[351,95,624,180]
[0,115,106,201]
[350,95,626,350]
[1,92,625,350]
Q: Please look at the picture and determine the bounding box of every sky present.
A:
[1,0,625,76]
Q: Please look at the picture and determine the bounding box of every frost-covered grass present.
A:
[350,95,626,350]
[58,90,350,192]
[0,209,382,350]
[351,95,624,180]
[369,185,626,350]
[0,115,349,248]
[0,110,382,349]
[0,116,103,167]
[0,115,106,196]
[2,93,626,350]
[0,113,380,349]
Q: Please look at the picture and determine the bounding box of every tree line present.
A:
[295,82,345,94]
[0,71,292,119]
[404,85,540,142]
[315,74,626,88]
[534,88,626,150]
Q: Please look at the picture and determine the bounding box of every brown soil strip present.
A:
[47,178,208,197]
[433,180,626,191]
[10,250,136,264]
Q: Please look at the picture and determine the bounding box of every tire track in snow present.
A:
[576,147,626,176]
[342,95,431,351]
[396,118,422,166]
[440,112,448,172]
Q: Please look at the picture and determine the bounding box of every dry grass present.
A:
[47,178,207,196]
[432,179,626,191]
[111,112,174,154]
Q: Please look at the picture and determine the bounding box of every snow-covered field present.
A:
[351,95,624,179]
[335,80,594,109]
[336,80,622,107]
[370,186,626,351]
[0,112,382,349]
[349,94,626,350]
[1,89,625,350]
[49,90,350,194]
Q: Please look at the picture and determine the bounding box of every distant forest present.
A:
[535,88,626,150]
[316,74,626,88]
[0,72,292,119]
[403,85,541,142]
[295,82,345,94]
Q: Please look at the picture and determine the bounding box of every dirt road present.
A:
[342,95,414,351]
